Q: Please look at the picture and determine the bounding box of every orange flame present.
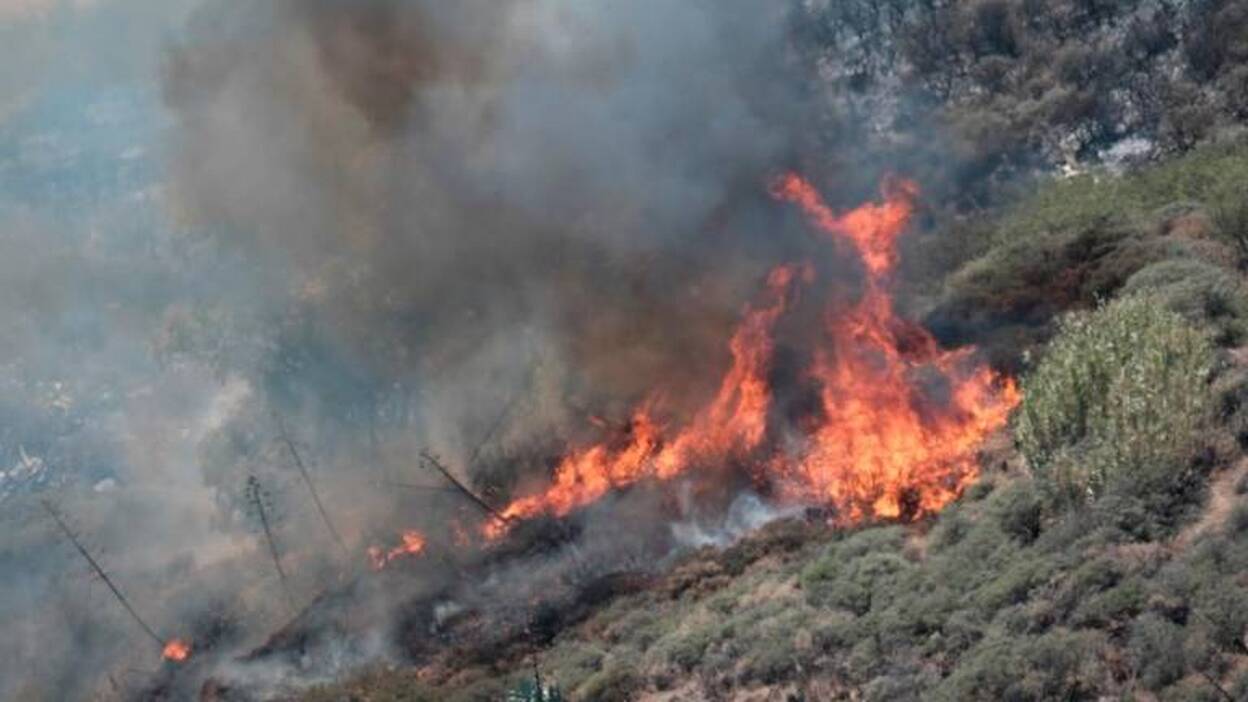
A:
[772,174,1020,521]
[162,638,192,663]
[484,265,805,538]
[368,529,428,571]
[653,263,812,479]
[484,408,665,538]
[482,174,1019,538]
[771,174,917,278]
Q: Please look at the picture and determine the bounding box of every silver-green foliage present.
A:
[1015,295,1218,506]
[1121,258,1248,345]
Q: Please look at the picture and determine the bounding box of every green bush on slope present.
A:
[1015,295,1217,508]
[1121,258,1248,345]
[929,140,1248,366]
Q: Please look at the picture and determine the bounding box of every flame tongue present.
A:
[653,263,811,479]
[771,174,918,278]
[162,638,191,663]
[485,265,805,538]
[484,174,1019,538]
[773,174,1020,522]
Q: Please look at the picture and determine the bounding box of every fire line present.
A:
[472,175,1020,537]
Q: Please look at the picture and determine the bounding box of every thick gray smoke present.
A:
[3,1,846,699]
[14,0,1029,696]
[161,0,828,491]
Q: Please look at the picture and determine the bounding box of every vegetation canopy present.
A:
[1016,295,1217,506]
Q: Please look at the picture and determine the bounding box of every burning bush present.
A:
[477,175,1019,539]
[1015,295,1218,508]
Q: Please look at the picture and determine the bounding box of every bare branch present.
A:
[274,412,349,561]
[247,476,293,611]
[42,500,165,649]
[419,450,512,526]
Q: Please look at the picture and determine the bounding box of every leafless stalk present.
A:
[274,412,349,561]
[41,500,165,649]
[247,475,293,611]
[420,450,512,527]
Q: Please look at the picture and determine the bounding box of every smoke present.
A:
[149,1,848,694]
[670,490,801,549]
[160,0,836,491]
[0,0,962,699]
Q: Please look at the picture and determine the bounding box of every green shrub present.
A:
[811,610,865,651]
[1192,585,1248,651]
[1121,258,1248,345]
[930,630,1107,701]
[804,550,913,615]
[994,481,1044,544]
[543,645,604,694]
[1229,501,1248,535]
[1017,630,1107,700]
[934,141,1248,348]
[654,622,728,672]
[1129,614,1188,690]
[930,636,1024,701]
[1070,578,1146,628]
[800,527,907,609]
[1212,188,1248,265]
[1015,295,1217,508]
[863,664,938,702]
[973,557,1050,614]
[737,637,798,685]
[576,663,640,702]
[927,505,972,551]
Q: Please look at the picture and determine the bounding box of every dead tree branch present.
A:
[247,476,293,610]
[274,412,349,561]
[42,500,165,648]
[419,450,512,527]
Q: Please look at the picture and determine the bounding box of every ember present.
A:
[482,175,1019,537]
[162,638,192,663]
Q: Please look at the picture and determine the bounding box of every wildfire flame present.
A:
[483,264,805,538]
[478,174,1019,537]
[367,529,428,571]
[162,638,192,663]
[771,174,1021,522]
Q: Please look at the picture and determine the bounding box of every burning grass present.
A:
[299,457,1248,701]
[289,151,1248,701]
[480,175,1018,541]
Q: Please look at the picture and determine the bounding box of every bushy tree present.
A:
[1015,295,1217,507]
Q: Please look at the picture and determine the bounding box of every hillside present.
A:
[9,2,1248,702]
[284,124,1248,701]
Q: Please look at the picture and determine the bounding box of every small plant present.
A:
[1015,295,1217,508]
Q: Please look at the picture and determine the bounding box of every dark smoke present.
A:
[161,0,829,477]
[0,1,950,698]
